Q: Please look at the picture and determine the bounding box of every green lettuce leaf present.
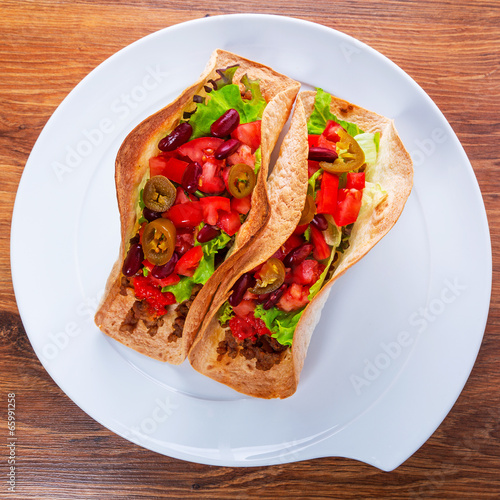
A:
[308,245,336,300]
[254,146,262,175]
[162,276,196,303]
[193,231,232,285]
[359,181,388,218]
[190,83,266,139]
[308,167,323,199]
[254,304,304,347]
[307,88,363,137]
[218,302,235,325]
[354,132,379,168]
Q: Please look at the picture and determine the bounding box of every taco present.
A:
[188,89,414,398]
[94,49,301,364]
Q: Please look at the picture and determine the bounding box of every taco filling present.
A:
[216,89,387,370]
[118,65,267,342]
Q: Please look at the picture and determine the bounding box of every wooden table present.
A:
[2,1,499,498]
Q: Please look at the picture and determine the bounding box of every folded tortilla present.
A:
[188,91,414,398]
[94,49,301,364]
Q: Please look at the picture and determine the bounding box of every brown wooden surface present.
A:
[1,0,499,498]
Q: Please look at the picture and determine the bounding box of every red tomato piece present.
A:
[334,188,363,226]
[310,226,331,260]
[317,134,337,152]
[283,234,304,255]
[217,210,241,236]
[346,172,365,190]
[163,201,203,228]
[199,160,225,194]
[174,246,203,277]
[200,196,231,226]
[227,144,255,167]
[322,120,344,143]
[308,135,320,148]
[176,137,224,164]
[231,121,261,152]
[149,156,189,184]
[148,273,181,288]
[133,276,176,314]
[233,299,256,318]
[292,259,326,286]
[308,160,321,178]
[293,223,309,235]
[316,171,339,216]
[231,194,252,215]
[277,283,310,312]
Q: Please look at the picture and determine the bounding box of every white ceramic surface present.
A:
[11,14,491,471]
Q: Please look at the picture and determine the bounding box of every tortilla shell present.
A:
[94,49,301,364]
[189,91,413,398]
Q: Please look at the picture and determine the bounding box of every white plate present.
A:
[11,14,491,471]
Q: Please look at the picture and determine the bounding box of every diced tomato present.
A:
[323,120,344,143]
[316,171,339,216]
[148,273,180,288]
[308,160,321,178]
[231,194,252,215]
[293,223,309,235]
[227,144,255,167]
[229,313,271,341]
[163,201,203,228]
[199,160,225,194]
[317,134,337,152]
[174,187,190,205]
[142,259,154,271]
[334,188,363,226]
[174,246,203,277]
[200,196,231,225]
[292,259,326,286]
[310,226,331,260]
[283,234,304,255]
[175,228,195,256]
[133,276,176,314]
[277,283,310,312]
[346,172,365,190]
[217,210,241,236]
[233,299,256,318]
[149,156,189,184]
[176,137,224,164]
[231,121,261,152]
[308,135,320,148]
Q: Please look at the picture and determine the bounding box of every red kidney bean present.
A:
[311,214,328,231]
[211,109,240,138]
[228,273,256,307]
[263,284,287,310]
[122,244,144,277]
[181,162,202,194]
[151,253,178,279]
[158,122,193,152]
[214,138,241,160]
[308,146,338,162]
[283,243,314,268]
[197,225,221,243]
[143,207,163,221]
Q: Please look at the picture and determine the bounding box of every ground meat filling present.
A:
[217,329,287,371]
[119,280,202,341]
[167,283,202,343]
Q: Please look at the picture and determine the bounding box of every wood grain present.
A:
[1,0,499,498]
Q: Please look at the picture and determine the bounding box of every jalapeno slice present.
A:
[142,218,176,266]
[249,258,286,295]
[298,194,316,226]
[143,175,176,213]
[227,163,256,199]
[320,129,365,173]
